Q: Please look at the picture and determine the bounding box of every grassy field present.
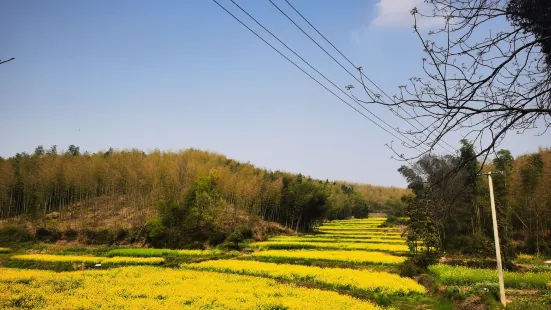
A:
[2,216,548,309]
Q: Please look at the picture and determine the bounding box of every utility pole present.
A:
[478,171,506,306]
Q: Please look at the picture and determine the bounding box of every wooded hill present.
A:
[0,146,408,247]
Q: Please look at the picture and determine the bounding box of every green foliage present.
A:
[35,227,60,243]
[226,230,244,249]
[429,264,551,289]
[0,225,34,245]
[507,300,549,310]
[146,169,248,249]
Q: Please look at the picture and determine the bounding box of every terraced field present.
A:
[0,217,442,309]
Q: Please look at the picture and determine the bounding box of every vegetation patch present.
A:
[0,266,382,309]
[251,241,409,253]
[11,254,101,264]
[183,259,426,296]
[251,250,406,265]
[101,256,164,266]
[105,248,227,258]
[429,264,551,289]
[269,236,406,244]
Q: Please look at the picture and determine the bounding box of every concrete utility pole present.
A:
[478,171,506,306]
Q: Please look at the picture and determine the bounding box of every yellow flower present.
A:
[252,250,406,265]
[251,241,409,253]
[0,266,382,309]
[183,259,425,295]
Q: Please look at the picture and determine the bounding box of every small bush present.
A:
[35,227,60,242]
[226,230,244,249]
[468,281,500,299]
[0,225,34,244]
[63,229,78,241]
[80,228,112,245]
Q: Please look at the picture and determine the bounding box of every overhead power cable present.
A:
[273,0,458,155]
[225,0,430,153]
[212,0,427,156]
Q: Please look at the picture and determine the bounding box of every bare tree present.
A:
[351,0,551,165]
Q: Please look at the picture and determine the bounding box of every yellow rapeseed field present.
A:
[319,226,400,231]
[10,254,101,264]
[0,266,381,309]
[270,236,406,244]
[183,259,426,295]
[251,249,406,264]
[101,256,164,265]
[10,254,164,266]
[252,241,409,252]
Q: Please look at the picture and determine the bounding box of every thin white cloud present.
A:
[371,0,443,29]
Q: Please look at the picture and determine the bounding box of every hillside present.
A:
[0,147,407,247]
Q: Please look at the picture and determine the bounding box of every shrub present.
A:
[226,230,244,249]
[80,228,113,245]
[35,227,60,243]
[0,225,34,244]
[62,229,78,241]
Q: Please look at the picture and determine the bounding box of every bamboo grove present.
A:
[0,146,407,238]
[401,140,551,258]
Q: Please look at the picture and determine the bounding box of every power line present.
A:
[225,0,429,153]
[212,0,426,155]
[274,0,458,155]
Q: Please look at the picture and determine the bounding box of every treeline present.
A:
[0,146,399,243]
[401,140,551,260]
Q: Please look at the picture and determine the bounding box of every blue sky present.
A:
[1,0,549,186]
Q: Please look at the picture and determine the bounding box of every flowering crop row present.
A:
[330,218,386,223]
[304,233,403,239]
[11,254,102,264]
[270,236,406,244]
[0,266,381,309]
[105,248,233,258]
[10,254,164,266]
[319,226,400,231]
[251,241,409,253]
[183,259,426,296]
[251,250,406,265]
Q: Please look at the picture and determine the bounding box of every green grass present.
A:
[0,247,10,253]
[429,264,551,289]
[514,254,550,265]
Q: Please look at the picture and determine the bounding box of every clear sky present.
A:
[1,0,549,187]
